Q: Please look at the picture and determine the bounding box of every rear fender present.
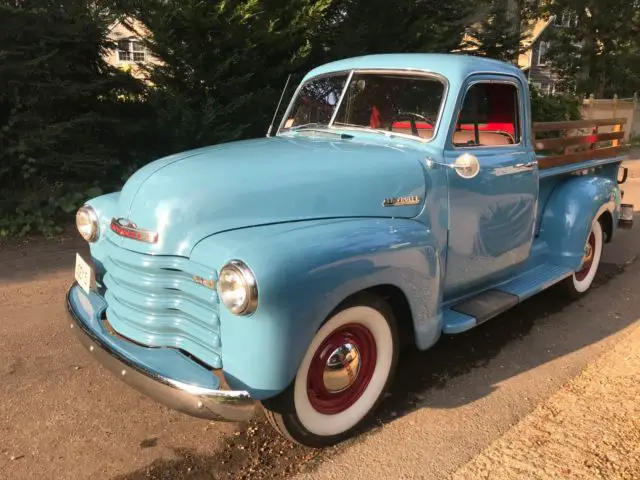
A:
[190,218,442,399]
[538,175,620,270]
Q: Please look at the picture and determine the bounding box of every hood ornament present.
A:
[110,218,158,244]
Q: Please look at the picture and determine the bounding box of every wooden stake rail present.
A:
[533,117,628,170]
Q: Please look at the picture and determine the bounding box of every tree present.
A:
[111,0,335,153]
[529,83,581,122]
[463,0,543,64]
[112,0,476,154]
[0,0,151,235]
[317,0,475,61]
[543,0,640,97]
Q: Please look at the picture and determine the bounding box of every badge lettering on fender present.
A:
[192,276,216,290]
[383,195,421,207]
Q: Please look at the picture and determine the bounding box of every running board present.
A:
[442,263,573,334]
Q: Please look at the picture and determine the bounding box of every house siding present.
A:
[528,34,557,93]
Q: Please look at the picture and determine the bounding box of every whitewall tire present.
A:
[261,293,399,447]
[561,218,604,298]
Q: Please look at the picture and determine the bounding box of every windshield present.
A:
[279,71,446,140]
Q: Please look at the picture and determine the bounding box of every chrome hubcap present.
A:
[576,231,596,281]
[307,323,377,415]
[323,343,361,393]
[584,243,593,260]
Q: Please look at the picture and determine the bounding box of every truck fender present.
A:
[190,218,443,399]
[538,175,619,271]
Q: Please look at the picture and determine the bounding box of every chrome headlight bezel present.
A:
[218,260,258,316]
[76,205,99,242]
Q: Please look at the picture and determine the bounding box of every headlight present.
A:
[218,260,258,315]
[76,205,99,242]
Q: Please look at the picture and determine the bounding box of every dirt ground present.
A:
[450,321,640,480]
[1,155,639,480]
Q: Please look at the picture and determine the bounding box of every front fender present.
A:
[538,175,619,270]
[190,218,442,399]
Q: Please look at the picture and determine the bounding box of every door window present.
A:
[453,82,521,148]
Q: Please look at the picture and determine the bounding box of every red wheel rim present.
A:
[575,232,596,281]
[306,323,377,415]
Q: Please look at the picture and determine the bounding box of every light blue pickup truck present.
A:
[68,54,634,447]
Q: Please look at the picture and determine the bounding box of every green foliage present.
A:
[543,0,640,97]
[0,0,155,237]
[0,184,103,238]
[529,84,582,123]
[463,0,542,63]
[113,0,334,153]
[529,84,582,150]
[115,0,474,155]
[0,0,615,239]
[463,0,522,63]
[317,0,474,60]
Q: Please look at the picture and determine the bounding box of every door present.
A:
[442,75,538,301]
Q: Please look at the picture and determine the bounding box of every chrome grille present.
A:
[98,240,222,369]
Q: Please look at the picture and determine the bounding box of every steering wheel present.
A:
[389,111,436,137]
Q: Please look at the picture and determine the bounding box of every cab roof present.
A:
[302,53,526,84]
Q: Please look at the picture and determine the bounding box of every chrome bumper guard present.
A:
[66,283,256,422]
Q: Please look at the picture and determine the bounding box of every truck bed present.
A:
[533,117,629,176]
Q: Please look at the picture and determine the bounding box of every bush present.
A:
[0,1,156,238]
[530,84,582,123]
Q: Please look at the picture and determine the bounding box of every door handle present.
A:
[513,161,537,170]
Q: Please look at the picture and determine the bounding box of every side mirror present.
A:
[426,154,480,180]
[453,153,480,179]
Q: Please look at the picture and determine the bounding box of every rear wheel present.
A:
[261,294,398,448]
[560,218,603,298]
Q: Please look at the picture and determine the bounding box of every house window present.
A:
[541,83,554,95]
[118,39,146,62]
[538,40,550,66]
[553,12,578,27]
[453,82,521,147]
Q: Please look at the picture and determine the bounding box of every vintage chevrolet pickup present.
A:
[67,53,635,447]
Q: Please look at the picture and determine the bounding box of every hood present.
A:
[105,135,427,256]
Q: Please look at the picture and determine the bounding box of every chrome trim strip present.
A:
[110,218,159,244]
[494,161,537,176]
[66,285,256,422]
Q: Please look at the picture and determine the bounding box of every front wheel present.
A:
[261,294,399,448]
[560,218,604,298]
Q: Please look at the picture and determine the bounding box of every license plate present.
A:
[75,253,94,294]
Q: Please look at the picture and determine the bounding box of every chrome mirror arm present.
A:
[425,157,454,169]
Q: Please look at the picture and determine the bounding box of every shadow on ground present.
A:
[114,255,638,480]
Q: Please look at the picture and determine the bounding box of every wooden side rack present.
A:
[533,118,628,170]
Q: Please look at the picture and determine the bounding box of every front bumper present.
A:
[66,283,256,422]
